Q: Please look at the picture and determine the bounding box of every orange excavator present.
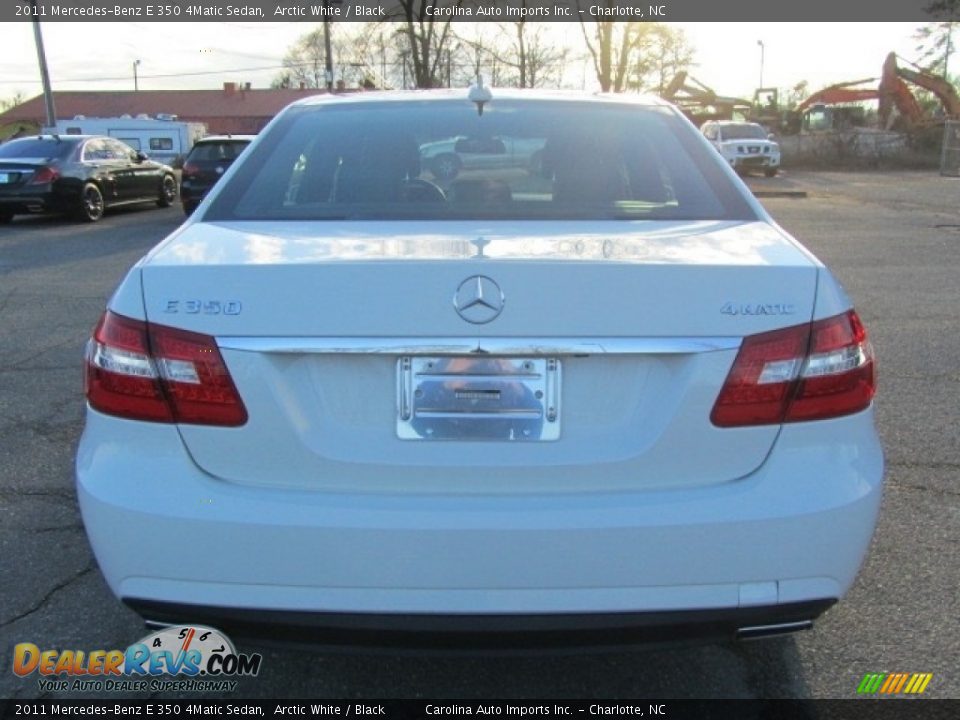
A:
[797,53,960,131]
[880,52,960,124]
[796,78,881,113]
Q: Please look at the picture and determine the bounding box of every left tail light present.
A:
[85,311,247,426]
[29,166,60,184]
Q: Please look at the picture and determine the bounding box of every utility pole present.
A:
[323,8,333,91]
[757,39,765,90]
[30,0,56,128]
[133,59,141,91]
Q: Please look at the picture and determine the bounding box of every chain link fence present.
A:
[941,120,960,177]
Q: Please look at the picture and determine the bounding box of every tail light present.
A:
[29,166,60,184]
[85,311,247,426]
[181,162,198,178]
[711,310,875,427]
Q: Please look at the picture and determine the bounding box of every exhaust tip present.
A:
[737,620,813,641]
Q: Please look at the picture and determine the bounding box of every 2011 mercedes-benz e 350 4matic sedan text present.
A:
[78,88,882,650]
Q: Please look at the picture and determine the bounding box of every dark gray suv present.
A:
[179,135,254,215]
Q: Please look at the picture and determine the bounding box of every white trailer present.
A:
[45,115,207,166]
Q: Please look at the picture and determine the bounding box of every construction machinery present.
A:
[661,72,753,126]
[881,52,960,124]
[796,53,960,132]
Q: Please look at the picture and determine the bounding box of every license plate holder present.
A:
[397,356,560,441]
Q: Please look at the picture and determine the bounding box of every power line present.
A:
[0,63,303,85]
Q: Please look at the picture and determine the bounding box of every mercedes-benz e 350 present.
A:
[78,88,882,649]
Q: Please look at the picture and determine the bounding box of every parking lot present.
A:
[0,171,957,699]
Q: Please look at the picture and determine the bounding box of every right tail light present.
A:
[711,310,876,427]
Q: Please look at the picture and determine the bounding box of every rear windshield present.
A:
[0,138,78,160]
[189,140,250,162]
[206,99,756,222]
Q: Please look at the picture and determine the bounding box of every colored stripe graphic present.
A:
[858,672,932,694]
[857,673,885,694]
[879,674,899,693]
[907,673,933,694]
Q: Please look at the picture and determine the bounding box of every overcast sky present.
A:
[1,22,923,105]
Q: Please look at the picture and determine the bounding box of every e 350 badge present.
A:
[13,625,262,693]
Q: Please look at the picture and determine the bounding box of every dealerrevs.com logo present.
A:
[13,625,262,693]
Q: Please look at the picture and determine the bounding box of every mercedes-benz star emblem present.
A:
[453,275,505,324]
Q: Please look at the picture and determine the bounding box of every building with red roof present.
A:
[0,83,331,136]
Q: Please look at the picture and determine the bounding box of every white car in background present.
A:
[701,120,781,177]
[78,89,881,650]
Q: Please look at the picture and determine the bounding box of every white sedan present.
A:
[78,89,881,649]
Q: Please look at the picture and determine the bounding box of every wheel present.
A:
[764,168,778,178]
[430,153,461,182]
[77,183,104,223]
[157,175,177,207]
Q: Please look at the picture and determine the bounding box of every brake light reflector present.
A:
[711,310,875,427]
[786,310,875,422]
[148,323,248,426]
[85,311,247,426]
[29,166,60,184]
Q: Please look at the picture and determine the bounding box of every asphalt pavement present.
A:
[0,173,957,699]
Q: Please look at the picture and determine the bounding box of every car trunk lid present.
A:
[140,219,818,493]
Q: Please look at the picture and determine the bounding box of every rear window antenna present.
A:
[468,76,492,116]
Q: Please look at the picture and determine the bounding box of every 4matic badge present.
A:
[721,301,796,317]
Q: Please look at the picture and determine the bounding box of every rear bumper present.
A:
[0,190,59,214]
[179,182,212,206]
[77,406,883,643]
[126,599,835,650]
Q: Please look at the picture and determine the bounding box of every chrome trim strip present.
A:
[218,336,741,355]
[736,621,813,640]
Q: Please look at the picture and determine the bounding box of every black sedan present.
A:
[180,135,254,215]
[0,135,177,223]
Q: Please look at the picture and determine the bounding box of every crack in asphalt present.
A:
[0,489,76,502]
[4,336,86,370]
[0,396,83,438]
[32,523,84,534]
[0,287,16,314]
[0,562,95,629]
[882,372,960,381]
[888,460,960,471]
[889,481,960,499]
[0,364,80,375]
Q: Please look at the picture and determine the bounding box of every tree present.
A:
[456,14,568,89]
[627,24,694,94]
[274,25,387,90]
[785,81,809,110]
[577,11,643,92]
[496,11,570,88]
[276,27,328,89]
[577,11,693,94]
[926,0,960,17]
[914,21,956,78]
[391,0,464,88]
[1,91,24,112]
